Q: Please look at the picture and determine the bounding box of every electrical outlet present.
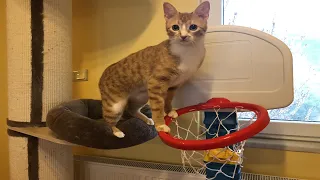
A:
[73,69,88,81]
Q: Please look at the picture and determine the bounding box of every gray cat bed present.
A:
[46,99,158,149]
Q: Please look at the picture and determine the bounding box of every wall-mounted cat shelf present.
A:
[8,126,77,146]
[8,99,158,150]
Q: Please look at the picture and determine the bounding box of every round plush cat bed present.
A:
[46,99,158,149]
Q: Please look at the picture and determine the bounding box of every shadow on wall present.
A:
[72,0,155,53]
[243,148,286,176]
[72,0,156,98]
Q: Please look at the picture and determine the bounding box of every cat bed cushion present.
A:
[46,99,158,149]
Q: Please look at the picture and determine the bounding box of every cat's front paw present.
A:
[168,110,178,118]
[156,124,171,133]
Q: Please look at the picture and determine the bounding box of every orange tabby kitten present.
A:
[99,1,210,138]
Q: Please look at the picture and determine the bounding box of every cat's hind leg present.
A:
[101,93,127,138]
[127,92,154,125]
[130,107,154,125]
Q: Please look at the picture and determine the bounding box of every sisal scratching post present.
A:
[6,0,73,179]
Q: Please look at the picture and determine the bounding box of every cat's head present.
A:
[163,1,210,45]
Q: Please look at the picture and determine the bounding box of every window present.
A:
[201,0,320,152]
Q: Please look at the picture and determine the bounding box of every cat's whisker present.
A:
[191,40,197,48]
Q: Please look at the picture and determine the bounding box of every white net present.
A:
[169,107,257,180]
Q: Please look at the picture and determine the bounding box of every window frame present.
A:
[199,0,320,153]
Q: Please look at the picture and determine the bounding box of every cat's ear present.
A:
[163,2,178,20]
[194,1,210,20]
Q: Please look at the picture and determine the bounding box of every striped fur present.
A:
[99,1,210,138]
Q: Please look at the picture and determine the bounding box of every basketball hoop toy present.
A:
[158,98,270,179]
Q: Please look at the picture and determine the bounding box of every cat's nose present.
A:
[181,36,188,40]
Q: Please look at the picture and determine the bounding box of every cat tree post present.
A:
[6,0,73,179]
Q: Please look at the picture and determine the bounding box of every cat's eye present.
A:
[189,24,198,31]
[172,25,180,31]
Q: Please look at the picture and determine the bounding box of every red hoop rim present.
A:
[158,98,270,150]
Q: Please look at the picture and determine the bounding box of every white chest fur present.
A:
[170,41,205,87]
